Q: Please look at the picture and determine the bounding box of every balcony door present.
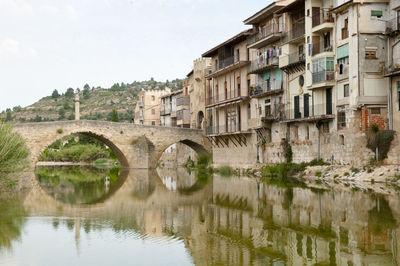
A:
[294,96,301,119]
[326,88,332,115]
[312,7,320,27]
[304,93,309,118]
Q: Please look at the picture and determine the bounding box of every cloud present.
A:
[0,0,34,18]
[0,39,20,56]
[65,5,78,20]
[39,5,60,15]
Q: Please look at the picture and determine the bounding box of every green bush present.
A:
[39,144,109,162]
[196,152,211,169]
[282,140,292,163]
[57,128,63,134]
[344,172,349,176]
[0,123,29,175]
[315,171,322,177]
[351,167,359,173]
[219,166,233,177]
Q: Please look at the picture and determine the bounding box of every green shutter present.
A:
[276,69,282,80]
[371,10,382,17]
[397,88,400,92]
[337,44,349,60]
[264,71,270,80]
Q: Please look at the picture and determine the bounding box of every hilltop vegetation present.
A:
[1,79,183,123]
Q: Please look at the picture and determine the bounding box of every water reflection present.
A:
[0,198,26,251]
[35,166,127,204]
[2,169,400,266]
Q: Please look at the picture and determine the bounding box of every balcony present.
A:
[310,41,333,57]
[206,90,248,107]
[248,54,279,74]
[207,55,249,78]
[312,9,334,33]
[177,95,190,107]
[161,107,171,116]
[385,17,400,34]
[312,70,335,84]
[206,123,247,136]
[247,23,283,49]
[281,103,334,122]
[281,18,305,44]
[250,80,283,98]
[279,50,305,71]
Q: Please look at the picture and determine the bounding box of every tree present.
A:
[5,110,12,122]
[65,88,75,98]
[52,89,60,99]
[83,84,90,90]
[58,109,65,119]
[111,109,119,122]
[83,87,90,99]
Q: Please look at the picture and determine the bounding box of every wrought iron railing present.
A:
[247,22,284,46]
[248,54,279,73]
[310,41,333,56]
[250,80,283,97]
[312,9,334,28]
[312,70,335,83]
[281,103,334,121]
[281,18,305,43]
[206,89,245,105]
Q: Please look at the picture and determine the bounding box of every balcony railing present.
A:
[288,51,305,65]
[177,96,190,106]
[206,123,242,136]
[248,54,279,73]
[310,41,333,56]
[210,54,247,75]
[312,70,335,83]
[206,89,244,106]
[312,9,334,28]
[261,103,284,121]
[386,17,400,33]
[250,80,282,97]
[281,103,333,121]
[247,22,283,46]
[281,18,305,43]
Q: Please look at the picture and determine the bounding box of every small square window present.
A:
[370,108,381,115]
[371,10,383,18]
[365,50,377,59]
[151,121,156,126]
[344,84,349,97]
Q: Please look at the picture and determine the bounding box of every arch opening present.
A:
[35,132,130,205]
[197,111,204,129]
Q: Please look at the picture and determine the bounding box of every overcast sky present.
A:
[0,0,270,111]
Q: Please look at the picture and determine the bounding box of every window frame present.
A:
[344,84,349,97]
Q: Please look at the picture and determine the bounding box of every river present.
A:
[0,166,399,265]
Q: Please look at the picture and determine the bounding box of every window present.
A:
[293,125,299,141]
[307,63,310,70]
[338,57,349,74]
[306,126,309,140]
[365,50,377,59]
[337,110,346,129]
[265,99,271,116]
[307,36,310,44]
[371,10,383,18]
[151,95,155,101]
[370,108,381,115]
[248,103,251,119]
[342,18,348,39]
[322,122,330,133]
[151,121,155,126]
[340,135,345,145]
[344,84,349,97]
[151,109,155,115]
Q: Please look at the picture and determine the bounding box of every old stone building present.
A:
[187,58,212,129]
[134,87,171,126]
[160,89,182,127]
[202,29,256,167]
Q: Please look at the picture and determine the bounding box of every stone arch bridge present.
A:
[14,120,211,169]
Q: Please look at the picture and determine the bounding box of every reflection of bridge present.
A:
[22,168,400,265]
[14,120,211,168]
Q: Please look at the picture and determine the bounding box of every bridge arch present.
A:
[36,130,129,168]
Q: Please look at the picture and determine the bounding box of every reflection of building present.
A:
[27,169,400,266]
[134,88,171,126]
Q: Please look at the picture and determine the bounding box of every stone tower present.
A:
[74,94,80,120]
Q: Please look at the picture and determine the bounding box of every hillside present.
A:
[1,79,183,123]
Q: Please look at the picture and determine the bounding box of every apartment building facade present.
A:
[160,89,185,127]
[134,88,171,126]
[202,30,256,166]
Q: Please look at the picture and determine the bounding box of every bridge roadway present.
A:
[13,120,211,169]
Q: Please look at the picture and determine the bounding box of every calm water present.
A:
[0,166,399,266]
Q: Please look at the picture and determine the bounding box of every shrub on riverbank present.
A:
[0,123,29,189]
[196,152,211,169]
[40,144,109,162]
[218,166,233,177]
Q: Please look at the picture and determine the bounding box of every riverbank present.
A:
[248,163,400,195]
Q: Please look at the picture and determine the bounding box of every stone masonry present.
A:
[13,120,211,169]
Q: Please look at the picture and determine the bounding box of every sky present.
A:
[0,0,270,112]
